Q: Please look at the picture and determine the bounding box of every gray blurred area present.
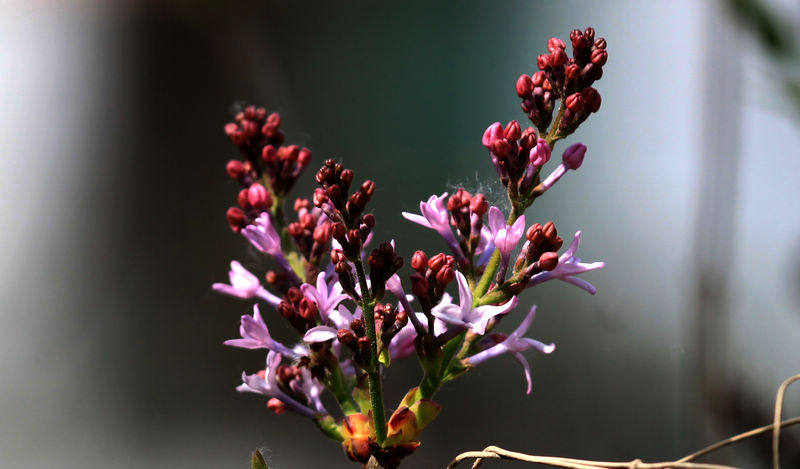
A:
[1,1,799,468]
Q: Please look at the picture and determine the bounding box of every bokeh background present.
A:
[2,1,799,468]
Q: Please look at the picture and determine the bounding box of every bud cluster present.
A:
[517,27,607,137]
[288,198,333,281]
[278,286,319,333]
[223,105,313,231]
[515,221,563,279]
[409,252,456,318]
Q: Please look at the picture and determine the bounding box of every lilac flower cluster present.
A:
[214,28,607,469]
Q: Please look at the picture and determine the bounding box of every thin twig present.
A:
[446,373,800,469]
[772,374,800,469]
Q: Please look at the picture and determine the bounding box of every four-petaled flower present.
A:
[224,304,298,357]
[466,305,555,394]
[237,351,324,418]
[402,193,467,265]
[212,260,281,305]
[528,230,605,294]
[487,206,526,271]
[301,272,349,324]
[241,212,301,284]
[432,271,519,335]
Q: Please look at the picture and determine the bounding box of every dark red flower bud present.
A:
[435,265,455,284]
[547,37,566,52]
[584,27,595,41]
[550,48,568,67]
[428,253,447,272]
[277,301,294,318]
[266,112,281,127]
[288,222,304,237]
[226,207,246,232]
[351,319,365,337]
[526,223,544,243]
[504,121,521,141]
[542,221,557,240]
[362,213,376,228]
[283,145,300,162]
[532,71,546,87]
[538,252,559,271]
[594,37,607,49]
[262,145,277,162]
[294,198,311,212]
[520,127,538,151]
[248,183,272,210]
[287,287,303,303]
[331,222,346,240]
[347,229,362,246]
[591,49,608,66]
[241,119,258,137]
[224,122,238,136]
[565,64,581,80]
[313,188,328,207]
[570,29,588,49]
[582,87,602,112]
[237,189,250,209]
[337,329,357,346]
[331,249,345,263]
[225,160,246,179]
[470,193,488,215]
[298,148,312,167]
[361,180,375,197]
[490,139,512,158]
[411,251,428,271]
[537,54,550,70]
[565,93,584,112]
[298,298,318,321]
[313,223,331,243]
[516,74,533,97]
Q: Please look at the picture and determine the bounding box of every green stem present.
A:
[326,361,359,415]
[472,208,522,302]
[545,101,566,147]
[354,259,387,445]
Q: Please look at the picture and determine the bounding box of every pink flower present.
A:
[432,271,518,335]
[224,304,298,357]
[528,138,552,166]
[212,261,281,306]
[466,305,555,394]
[482,122,504,148]
[487,206,526,263]
[237,352,323,418]
[528,231,604,294]
[301,272,349,324]
[402,193,467,265]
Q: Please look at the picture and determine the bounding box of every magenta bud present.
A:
[248,183,271,210]
[529,138,552,166]
[562,143,587,170]
[482,122,503,148]
[504,120,521,141]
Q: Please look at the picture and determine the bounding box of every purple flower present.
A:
[212,261,282,306]
[303,304,362,343]
[539,143,588,193]
[242,213,301,284]
[224,304,298,357]
[237,352,322,418]
[487,206,526,270]
[402,193,467,265]
[432,271,518,335]
[389,313,447,360]
[466,305,555,394]
[301,272,349,324]
[528,231,605,294]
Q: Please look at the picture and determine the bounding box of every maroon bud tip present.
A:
[313,223,332,243]
[470,193,488,215]
[223,122,238,136]
[537,54,550,70]
[503,121,521,141]
[361,180,375,197]
[538,252,559,271]
[547,37,566,52]
[565,93,583,112]
[435,265,455,285]
[411,250,428,271]
[266,112,281,127]
[225,160,246,179]
[532,71,546,87]
[298,148,312,167]
[237,189,250,209]
[226,207,246,232]
[248,183,272,210]
[562,143,587,170]
[428,252,446,272]
[594,37,607,49]
[550,49,568,67]
[591,49,608,66]
[312,188,328,207]
[267,398,286,415]
[262,145,277,162]
[516,74,533,97]
[583,27,595,41]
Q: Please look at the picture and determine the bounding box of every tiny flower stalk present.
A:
[215,27,607,468]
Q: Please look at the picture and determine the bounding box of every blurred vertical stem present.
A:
[354,258,387,445]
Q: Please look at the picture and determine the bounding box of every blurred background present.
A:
[1,0,799,467]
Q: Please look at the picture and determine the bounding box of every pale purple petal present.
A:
[510,351,534,395]
[303,326,338,343]
[224,305,298,357]
[527,231,604,294]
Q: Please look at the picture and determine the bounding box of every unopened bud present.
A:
[435,265,455,285]
[590,49,607,66]
[248,183,272,210]
[226,207,246,232]
[516,74,533,97]
[262,145,277,162]
[298,147,312,167]
[594,37,607,49]
[584,27,595,41]
[562,143,587,170]
[547,37,566,52]
[428,253,446,272]
[490,139,512,158]
[504,121,521,141]
[226,160,246,179]
[565,93,583,112]
[237,189,250,209]
[361,180,375,197]
[470,193,488,215]
[411,251,429,271]
[550,49,568,67]
[538,252,559,271]
[537,54,550,70]
[313,188,328,207]
[531,71,546,87]
[565,64,581,80]
[313,223,331,243]
[529,138,552,166]
[267,398,286,414]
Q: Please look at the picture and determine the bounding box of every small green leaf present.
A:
[378,345,391,367]
[352,374,371,414]
[286,252,306,283]
[251,450,269,469]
